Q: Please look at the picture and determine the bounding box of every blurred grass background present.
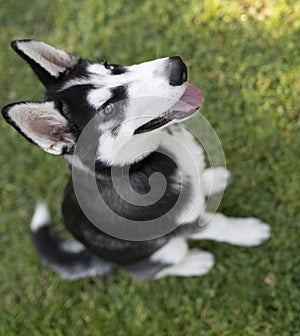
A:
[0,0,299,335]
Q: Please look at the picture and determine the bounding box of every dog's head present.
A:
[2,40,204,165]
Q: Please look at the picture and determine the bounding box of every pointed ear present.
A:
[2,101,75,155]
[11,40,78,87]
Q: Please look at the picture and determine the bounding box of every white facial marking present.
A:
[97,129,163,166]
[88,63,112,76]
[59,57,187,166]
[87,88,112,109]
[88,57,186,166]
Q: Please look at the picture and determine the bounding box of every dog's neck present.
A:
[64,129,164,176]
[96,129,163,166]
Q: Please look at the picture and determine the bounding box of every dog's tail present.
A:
[30,203,113,280]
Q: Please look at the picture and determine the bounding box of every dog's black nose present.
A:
[168,56,188,86]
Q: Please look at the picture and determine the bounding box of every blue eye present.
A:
[103,104,113,115]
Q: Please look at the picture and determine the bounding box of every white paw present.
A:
[203,167,231,196]
[191,213,271,246]
[150,237,188,264]
[222,217,271,246]
[155,249,215,278]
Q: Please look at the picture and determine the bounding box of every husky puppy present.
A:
[2,40,270,280]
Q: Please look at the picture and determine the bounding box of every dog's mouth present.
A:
[134,83,204,135]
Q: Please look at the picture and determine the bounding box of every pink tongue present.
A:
[171,83,204,112]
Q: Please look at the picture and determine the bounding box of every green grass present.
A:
[1,0,300,335]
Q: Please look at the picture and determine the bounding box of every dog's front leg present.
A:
[203,167,231,197]
[190,212,271,246]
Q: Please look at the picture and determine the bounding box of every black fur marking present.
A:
[63,150,191,264]
[111,125,120,137]
[33,225,113,279]
[102,85,128,108]
[47,84,96,131]
[57,59,89,84]
[111,65,127,75]
[100,85,128,128]
[62,179,169,264]
[103,61,127,75]
[33,225,95,266]
[95,158,110,171]
[47,71,128,135]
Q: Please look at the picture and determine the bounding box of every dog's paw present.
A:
[191,214,271,246]
[155,249,215,278]
[221,217,271,246]
[203,167,231,197]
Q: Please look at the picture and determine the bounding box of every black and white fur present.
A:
[2,40,270,280]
